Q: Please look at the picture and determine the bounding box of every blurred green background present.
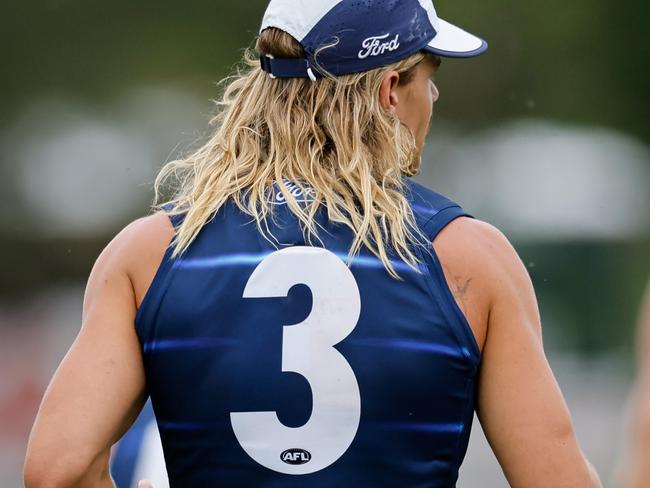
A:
[0,1,648,485]
[1,0,647,352]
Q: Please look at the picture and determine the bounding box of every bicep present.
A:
[26,230,146,485]
[476,227,593,487]
[59,251,145,445]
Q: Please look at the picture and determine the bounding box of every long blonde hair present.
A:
[154,28,435,277]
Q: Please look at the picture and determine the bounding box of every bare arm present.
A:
[621,280,650,488]
[24,214,171,488]
[435,218,600,487]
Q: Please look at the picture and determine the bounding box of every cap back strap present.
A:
[259,54,320,81]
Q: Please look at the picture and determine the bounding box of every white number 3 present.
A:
[230,247,362,475]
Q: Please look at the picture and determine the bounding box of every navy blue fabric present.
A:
[110,401,157,487]
[260,55,322,79]
[301,0,436,77]
[261,0,436,78]
[136,178,481,487]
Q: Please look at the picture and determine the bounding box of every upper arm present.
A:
[435,218,599,487]
[25,213,173,487]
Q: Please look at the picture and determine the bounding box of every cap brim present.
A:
[423,18,488,58]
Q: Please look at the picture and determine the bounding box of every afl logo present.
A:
[281,448,312,465]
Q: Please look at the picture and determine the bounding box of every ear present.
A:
[379,71,401,112]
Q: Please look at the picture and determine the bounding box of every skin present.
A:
[381,58,439,153]
[384,59,601,487]
[24,214,173,488]
[24,59,602,487]
[621,280,650,488]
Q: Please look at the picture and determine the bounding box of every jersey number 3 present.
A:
[230,247,362,475]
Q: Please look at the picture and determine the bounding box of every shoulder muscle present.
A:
[85,211,175,315]
[433,217,531,352]
[25,212,175,487]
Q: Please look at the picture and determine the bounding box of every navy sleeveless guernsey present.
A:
[136,179,481,487]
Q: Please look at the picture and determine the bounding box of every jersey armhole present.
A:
[134,211,182,338]
[417,207,482,370]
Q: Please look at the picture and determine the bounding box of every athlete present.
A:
[621,279,650,488]
[24,1,601,486]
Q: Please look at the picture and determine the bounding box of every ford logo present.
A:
[280,448,312,465]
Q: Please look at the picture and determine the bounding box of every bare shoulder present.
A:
[434,216,518,265]
[24,215,174,488]
[95,211,174,266]
[435,216,533,297]
[432,217,536,350]
[449,218,601,486]
[119,211,175,260]
[90,211,176,310]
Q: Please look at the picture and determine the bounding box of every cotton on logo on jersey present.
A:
[358,33,401,59]
[280,448,312,465]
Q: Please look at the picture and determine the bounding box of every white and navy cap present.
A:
[259,0,488,80]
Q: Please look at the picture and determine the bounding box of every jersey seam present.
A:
[413,205,482,368]
[418,204,462,235]
[414,242,475,484]
[134,211,182,347]
[427,245,482,365]
[416,243,480,368]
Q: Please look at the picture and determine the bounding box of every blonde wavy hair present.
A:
[154,28,438,277]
